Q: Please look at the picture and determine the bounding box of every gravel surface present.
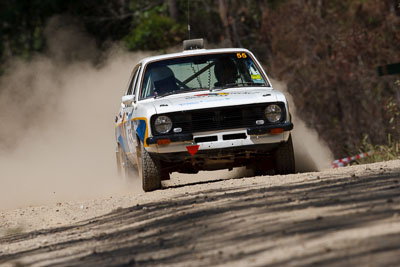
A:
[1,160,400,266]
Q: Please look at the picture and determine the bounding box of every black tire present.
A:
[138,142,162,192]
[116,144,137,181]
[274,135,295,175]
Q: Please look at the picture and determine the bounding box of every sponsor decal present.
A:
[178,98,231,106]
[194,92,229,97]
[185,91,259,100]
[251,74,262,80]
[229,91,259,95]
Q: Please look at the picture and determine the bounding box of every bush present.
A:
[356,134,400,165]
[123,11,185,51]
[356,80,400,164]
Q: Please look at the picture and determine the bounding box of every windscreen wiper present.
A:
[154,90,177,99]
[212,82,266,91]
[154,87,209,98]
[239,82,267,87]
[213,83,239,90]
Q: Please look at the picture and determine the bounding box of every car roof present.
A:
[138,48,253,66]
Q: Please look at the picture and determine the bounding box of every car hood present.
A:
[150,87,285,114]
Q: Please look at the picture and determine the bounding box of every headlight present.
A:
[265,104,282,122]
[154,115,172,134]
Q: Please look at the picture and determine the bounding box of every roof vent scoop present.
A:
[183,39,204,50]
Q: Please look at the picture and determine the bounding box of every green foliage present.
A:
[123,9,185,51]
[387,96,400,130]
[0,0,69,60]
[356,134,400,164]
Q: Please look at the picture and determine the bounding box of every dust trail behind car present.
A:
[271,79,333,172]
[0,17,332,210]
[0,17,150,210]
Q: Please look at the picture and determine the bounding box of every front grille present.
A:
[194,136,218,143]
[192,111,217,131]
[223,133,247,140]
[151,103,285,135]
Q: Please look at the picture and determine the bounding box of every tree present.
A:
[218,0,233,46]
[168,0,178,21]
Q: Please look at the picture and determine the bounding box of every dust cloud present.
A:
[271,79,333,172]
[0,18,149,210]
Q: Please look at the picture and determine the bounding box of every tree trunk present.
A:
[4,36,13,57]
[316,0,322,18]
[259,0,272,58]
[392,0,400,16]
[168,0,178,21]
[218,0,232,46]
[231,19,242,47]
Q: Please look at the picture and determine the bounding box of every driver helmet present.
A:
[150,66,177,95]
[214,57,238,85]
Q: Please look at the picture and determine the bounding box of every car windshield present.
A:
[140,52,268,99]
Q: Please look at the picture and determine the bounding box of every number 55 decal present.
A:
[236,53,247,58]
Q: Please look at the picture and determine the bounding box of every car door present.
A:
[116,69,136,156]
[122,65,141,164]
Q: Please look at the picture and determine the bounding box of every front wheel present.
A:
[274,135,295,175]
[138,142,162,192]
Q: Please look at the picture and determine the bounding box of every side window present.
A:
[126,73,135,95]
[127,66,140,95]
[132,66,142,96]
[141,70,153,99]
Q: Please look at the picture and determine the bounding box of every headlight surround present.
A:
[154,115,172,134]
[265,104,282,122]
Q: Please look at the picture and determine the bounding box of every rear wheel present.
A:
[138,142,162,192]
[274,135,295,175]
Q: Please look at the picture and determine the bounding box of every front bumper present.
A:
[146,122,293,145]
[147,133,194,145]
[145,122,293,154]
[246,122,293,135]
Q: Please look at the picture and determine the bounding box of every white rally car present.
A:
[115,39,295,191]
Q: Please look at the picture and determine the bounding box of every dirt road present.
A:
[1,160,400,266]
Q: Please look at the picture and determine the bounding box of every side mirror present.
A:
[122,95,135,106]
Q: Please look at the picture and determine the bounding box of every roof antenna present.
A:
[187,0,191,39]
